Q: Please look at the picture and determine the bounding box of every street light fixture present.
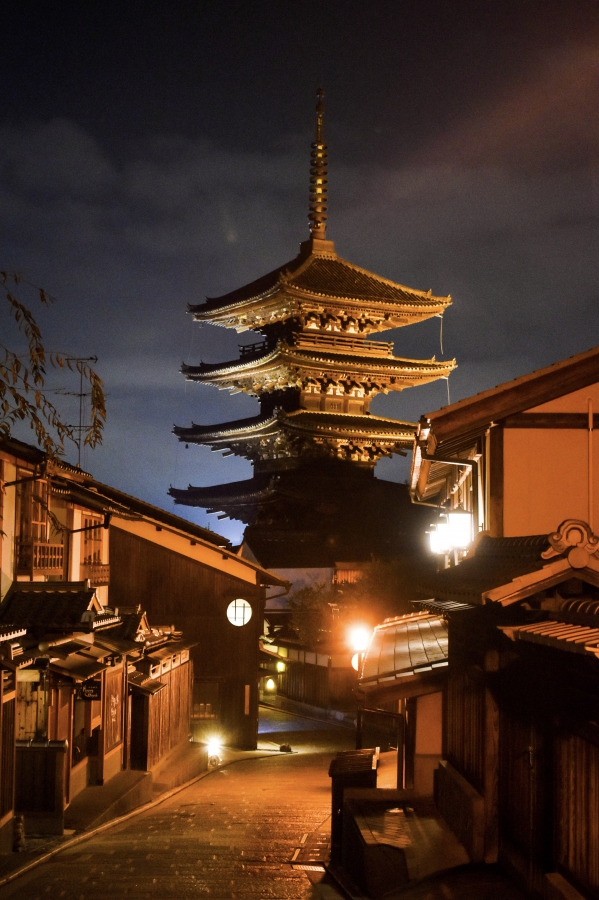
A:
[349,626,371,673]
[429,508,473,554]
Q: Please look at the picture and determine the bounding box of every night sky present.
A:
[2,1,599,543]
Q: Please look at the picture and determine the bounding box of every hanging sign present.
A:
[76,680,102,701]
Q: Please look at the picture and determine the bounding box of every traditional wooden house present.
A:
[407,347,599,900]
[80,479,286,750]
[0,434,283,844]
[410,345,599,539]
[0,581,194,835]
[418,521,599,900]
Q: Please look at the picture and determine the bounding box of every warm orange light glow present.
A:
[349,626,371,653]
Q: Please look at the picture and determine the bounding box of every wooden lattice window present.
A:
[16,475,49,543]
[82,515,103,564]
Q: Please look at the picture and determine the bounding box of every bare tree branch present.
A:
[0,274,106,458]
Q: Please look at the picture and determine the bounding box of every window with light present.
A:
[226,599,252,626]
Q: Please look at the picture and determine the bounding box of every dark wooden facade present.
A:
[0,665,16,852]
[435,568,599,899]
[130,659,193,771]
[109,527,265,749]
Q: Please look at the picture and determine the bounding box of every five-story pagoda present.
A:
[170,92,456,566]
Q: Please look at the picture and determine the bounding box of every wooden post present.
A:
[397,710,406,789]
[488,426,504,537]
[483,649,499,862]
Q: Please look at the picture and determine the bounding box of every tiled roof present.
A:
[422,534,551,605]
[103,612,145,643]
[169,473,274,507]
[173,410,416,452]
[360,611,448,684]
[292,257,446,304]
[0,584,98,628]
[81,478,229,548]
[499,620,599,659]
[284,410,416,436]
[192,247,450,313]
[174,414,279,441]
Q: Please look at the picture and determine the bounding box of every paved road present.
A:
[0,708,354,900]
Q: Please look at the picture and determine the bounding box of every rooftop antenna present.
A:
[308,88,328,240]
[56,355,98,467]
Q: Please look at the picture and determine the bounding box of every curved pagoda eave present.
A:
[173,411,417,465]
[168,476,278,522]
[181,347,456,395]
[188,243,451,335]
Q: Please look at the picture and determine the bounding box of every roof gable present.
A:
[425,346,599,443]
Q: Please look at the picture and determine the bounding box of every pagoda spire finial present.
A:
[308,88,328,240]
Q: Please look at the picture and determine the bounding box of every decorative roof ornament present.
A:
[541,518,599,567]
[308,88,328,240]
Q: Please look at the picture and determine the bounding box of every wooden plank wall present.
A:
[1,699,14,818]
[146,661,193,771]
[445,669,485,794]
[109,528,263,749]
[279,662,329,708]
[554,730,599,897]
[16,681,45,740]
[498,711,533,859]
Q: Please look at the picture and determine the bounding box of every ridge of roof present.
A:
[81,477,230,548]
[191,244,450,315]
[425,346,599,440]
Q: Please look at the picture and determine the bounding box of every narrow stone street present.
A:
[0,708,354,900]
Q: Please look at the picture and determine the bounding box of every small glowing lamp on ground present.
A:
[206,737,222,769]
[265,677,276,691]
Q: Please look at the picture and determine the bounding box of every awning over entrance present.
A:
[361,612,447,682]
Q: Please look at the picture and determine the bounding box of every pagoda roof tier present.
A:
[188,237,451,335]
[168,474,277,522]
[182,339,455,396]
[173,409,416,465]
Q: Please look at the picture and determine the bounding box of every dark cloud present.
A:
[2,2,598,541]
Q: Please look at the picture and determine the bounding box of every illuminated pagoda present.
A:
[170,92,456,566]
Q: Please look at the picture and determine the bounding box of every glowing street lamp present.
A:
[429,509,473,554]
[447,509,472,549]
[428,520,451,554]
[350,626,371,653]
[349,626,371,673]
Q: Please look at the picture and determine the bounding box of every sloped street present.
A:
[0,708,353,900]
